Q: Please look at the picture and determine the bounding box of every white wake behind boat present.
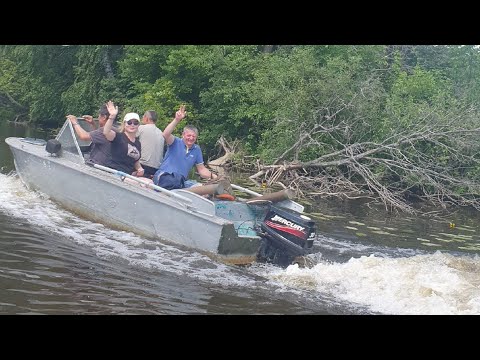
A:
[5,119,316,266]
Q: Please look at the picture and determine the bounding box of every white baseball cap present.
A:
[123,113,140,122]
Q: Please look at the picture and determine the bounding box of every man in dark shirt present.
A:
[66,104,112,165]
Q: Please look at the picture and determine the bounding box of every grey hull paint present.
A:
[6,137,261,264]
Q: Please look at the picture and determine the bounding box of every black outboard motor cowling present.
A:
[257,205,316,267]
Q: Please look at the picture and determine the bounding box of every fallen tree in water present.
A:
[210,108,480,216]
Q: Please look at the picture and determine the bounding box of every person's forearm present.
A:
[199,167,218,180]
[163,117,181,144]
[163,107,185,144]
[103,114,116,140]
[133,161,145,177]
[134,161,143,171]
[68,115,90,141]
[72,123,91,141]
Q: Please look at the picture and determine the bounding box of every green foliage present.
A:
[118,46,210,140]
[123,78,187,130]
[0,45,78,123]
[61,45,124,117]
[249,46,386,162]
[15,45,78,123]
[199,45,264,153]
[118,45,173,84]
[0,107,14,120]
[161,45,215,107]
[3,44,480,204]
[414,45,480,107]
[0,57,22,96]
[379,59,458,141]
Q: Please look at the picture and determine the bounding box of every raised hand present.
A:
[175,104,187,122]
[106,100,118,119]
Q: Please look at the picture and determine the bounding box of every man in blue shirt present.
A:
[153,105,218,190]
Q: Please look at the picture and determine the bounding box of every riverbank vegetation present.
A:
[2,45,480,214]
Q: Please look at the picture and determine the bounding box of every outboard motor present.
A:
[257,205,316,267]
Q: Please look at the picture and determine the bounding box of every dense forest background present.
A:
[2,45,480,214]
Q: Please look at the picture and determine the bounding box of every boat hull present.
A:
[6,137,261,264]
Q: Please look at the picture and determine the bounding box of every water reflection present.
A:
[304,197,480,258]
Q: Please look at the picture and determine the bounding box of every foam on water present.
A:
[253,251,480,314]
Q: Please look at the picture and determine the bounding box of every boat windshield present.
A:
[55,120,91,165]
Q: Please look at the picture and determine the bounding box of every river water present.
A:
[1,121,480,315]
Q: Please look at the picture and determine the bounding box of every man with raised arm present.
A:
[153,105,218,190]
